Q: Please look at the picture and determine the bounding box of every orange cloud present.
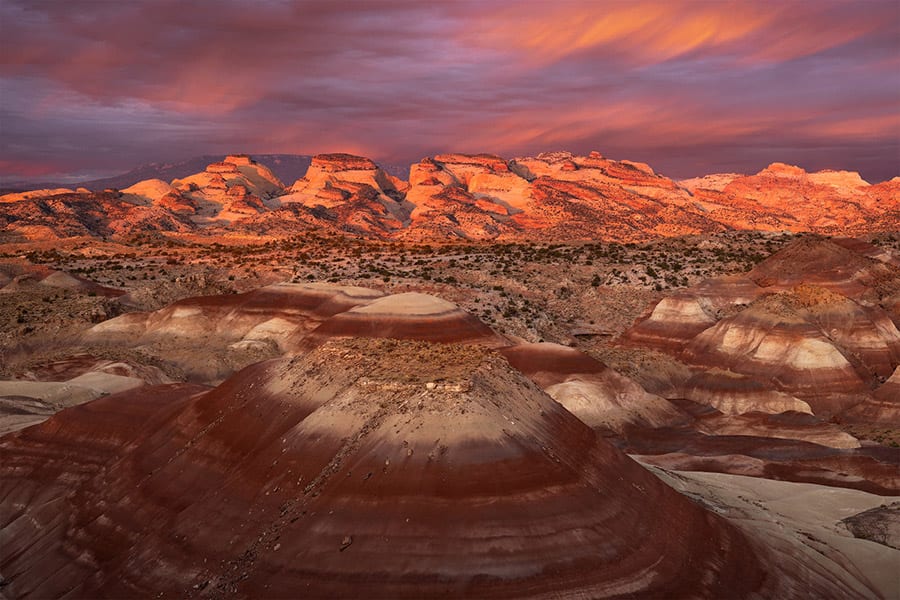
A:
[804,113,900,140]
[468,1,883,66]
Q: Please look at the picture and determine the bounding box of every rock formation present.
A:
[682,163,899,234]
[679,369,813,415]
[0,337,860,598]
[295,292,509,350]
[2,151,896,242]
[83,283,385,383]
[170,154,284,223]
[620,237,900,418]
[0,356,171,435]
[501,342,684,432]
[280,153,411,236]
[681,293,873,415]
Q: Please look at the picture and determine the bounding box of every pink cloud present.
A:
[1,0,897,183]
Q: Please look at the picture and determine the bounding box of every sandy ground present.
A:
[639,462,900,599]
[0,371,146,434]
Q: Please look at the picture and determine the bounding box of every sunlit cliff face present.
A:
[1,0,898,182]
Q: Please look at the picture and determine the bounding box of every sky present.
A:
[1,0,898,184]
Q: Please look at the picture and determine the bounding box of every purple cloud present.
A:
[1,0,898,183]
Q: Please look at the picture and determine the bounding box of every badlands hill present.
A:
[2,151,897,243]
[1,289,889,598]
[607,237,900,493]
[621,237,900,416]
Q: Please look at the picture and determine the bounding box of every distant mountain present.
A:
[77,154,314,191]
[2,151,897,243]
[0,155,410,194]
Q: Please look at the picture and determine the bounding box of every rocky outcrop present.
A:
[680,162,900,234]
[310,152,378,172]
[403,163,515,240]
[170,154,285,223]
[280,153,410,236]
[431,153,531,211]
[0,190,197,240]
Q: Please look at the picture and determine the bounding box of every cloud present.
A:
[1,0,898,183]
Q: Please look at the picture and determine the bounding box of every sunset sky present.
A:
[1,0,898,184]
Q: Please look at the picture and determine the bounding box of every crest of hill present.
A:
[120,178,175,204]
[292,291,510,350]
[79,154,312,192]
[758,163,870,188]
[172,155,283,197]
[748,236,899,297]
[500,342,685,432]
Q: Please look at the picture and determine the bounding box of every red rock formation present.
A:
[223,153,253,166]
[0,338,852,598]
[3,150,896,242]
[0,190,198,240]
[205,161,242,175]
[841,366,900,426]
[403,183,514,241]
[689,164,899,234]
[310,153,378,172]
[282,154,409,236]
[167,155,285,224]
[749,236,899,299]
[154,191,196,215]
[620,238,900,417]
[680,369,812,415]
[619,292,719,352]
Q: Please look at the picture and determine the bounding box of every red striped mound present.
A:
[83,282,385,382]
[0,338,848,599]
[296,292,510,350]
[681,292,891,416]
[500,342,684,432]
